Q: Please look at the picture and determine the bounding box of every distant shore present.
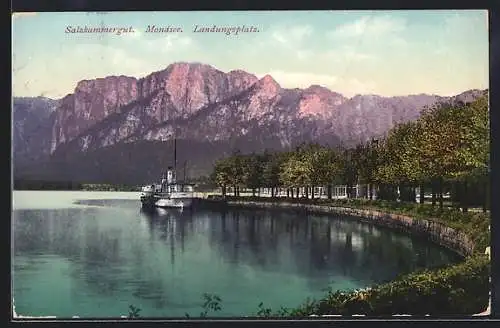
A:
[13,179,139,192]
[12,179,222,194]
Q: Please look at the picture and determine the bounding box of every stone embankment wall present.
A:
[227,200,476,257]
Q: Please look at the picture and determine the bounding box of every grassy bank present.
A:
[265,255,489,317]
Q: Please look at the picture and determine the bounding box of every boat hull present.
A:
[155,197,193,208]
[140,195,157,208]
[141,195,193,209]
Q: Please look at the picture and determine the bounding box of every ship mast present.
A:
[174,138,177,181]
[183,160,187,182]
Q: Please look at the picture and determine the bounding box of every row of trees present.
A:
[211,94,489,212]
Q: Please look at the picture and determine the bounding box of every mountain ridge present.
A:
[12,62,487,183]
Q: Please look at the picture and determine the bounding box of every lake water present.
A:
[12,191,462,318]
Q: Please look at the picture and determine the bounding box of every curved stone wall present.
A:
[227,200,476,257]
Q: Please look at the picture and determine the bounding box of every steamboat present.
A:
[140,139,195,209]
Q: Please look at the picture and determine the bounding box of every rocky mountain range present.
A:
[12,62,486,184]
[13,96,60,169]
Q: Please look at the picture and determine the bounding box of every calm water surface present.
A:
[12,191,462,318]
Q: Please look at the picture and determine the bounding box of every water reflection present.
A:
[140,207,194,267]
[12,201,462,317]
[138,206,462,286]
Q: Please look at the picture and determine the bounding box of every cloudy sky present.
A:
[12,10,488,99]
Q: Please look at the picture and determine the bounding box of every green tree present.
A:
[262,150,288,197]
[376,121,424,202]
[418,97,488,210]
[279,150,312,198]
[306,145,340,199]
[242,153,264,196]
[338,147,359,198]
[212,158,232,197]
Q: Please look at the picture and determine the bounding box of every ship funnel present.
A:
[166,166,176,184]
